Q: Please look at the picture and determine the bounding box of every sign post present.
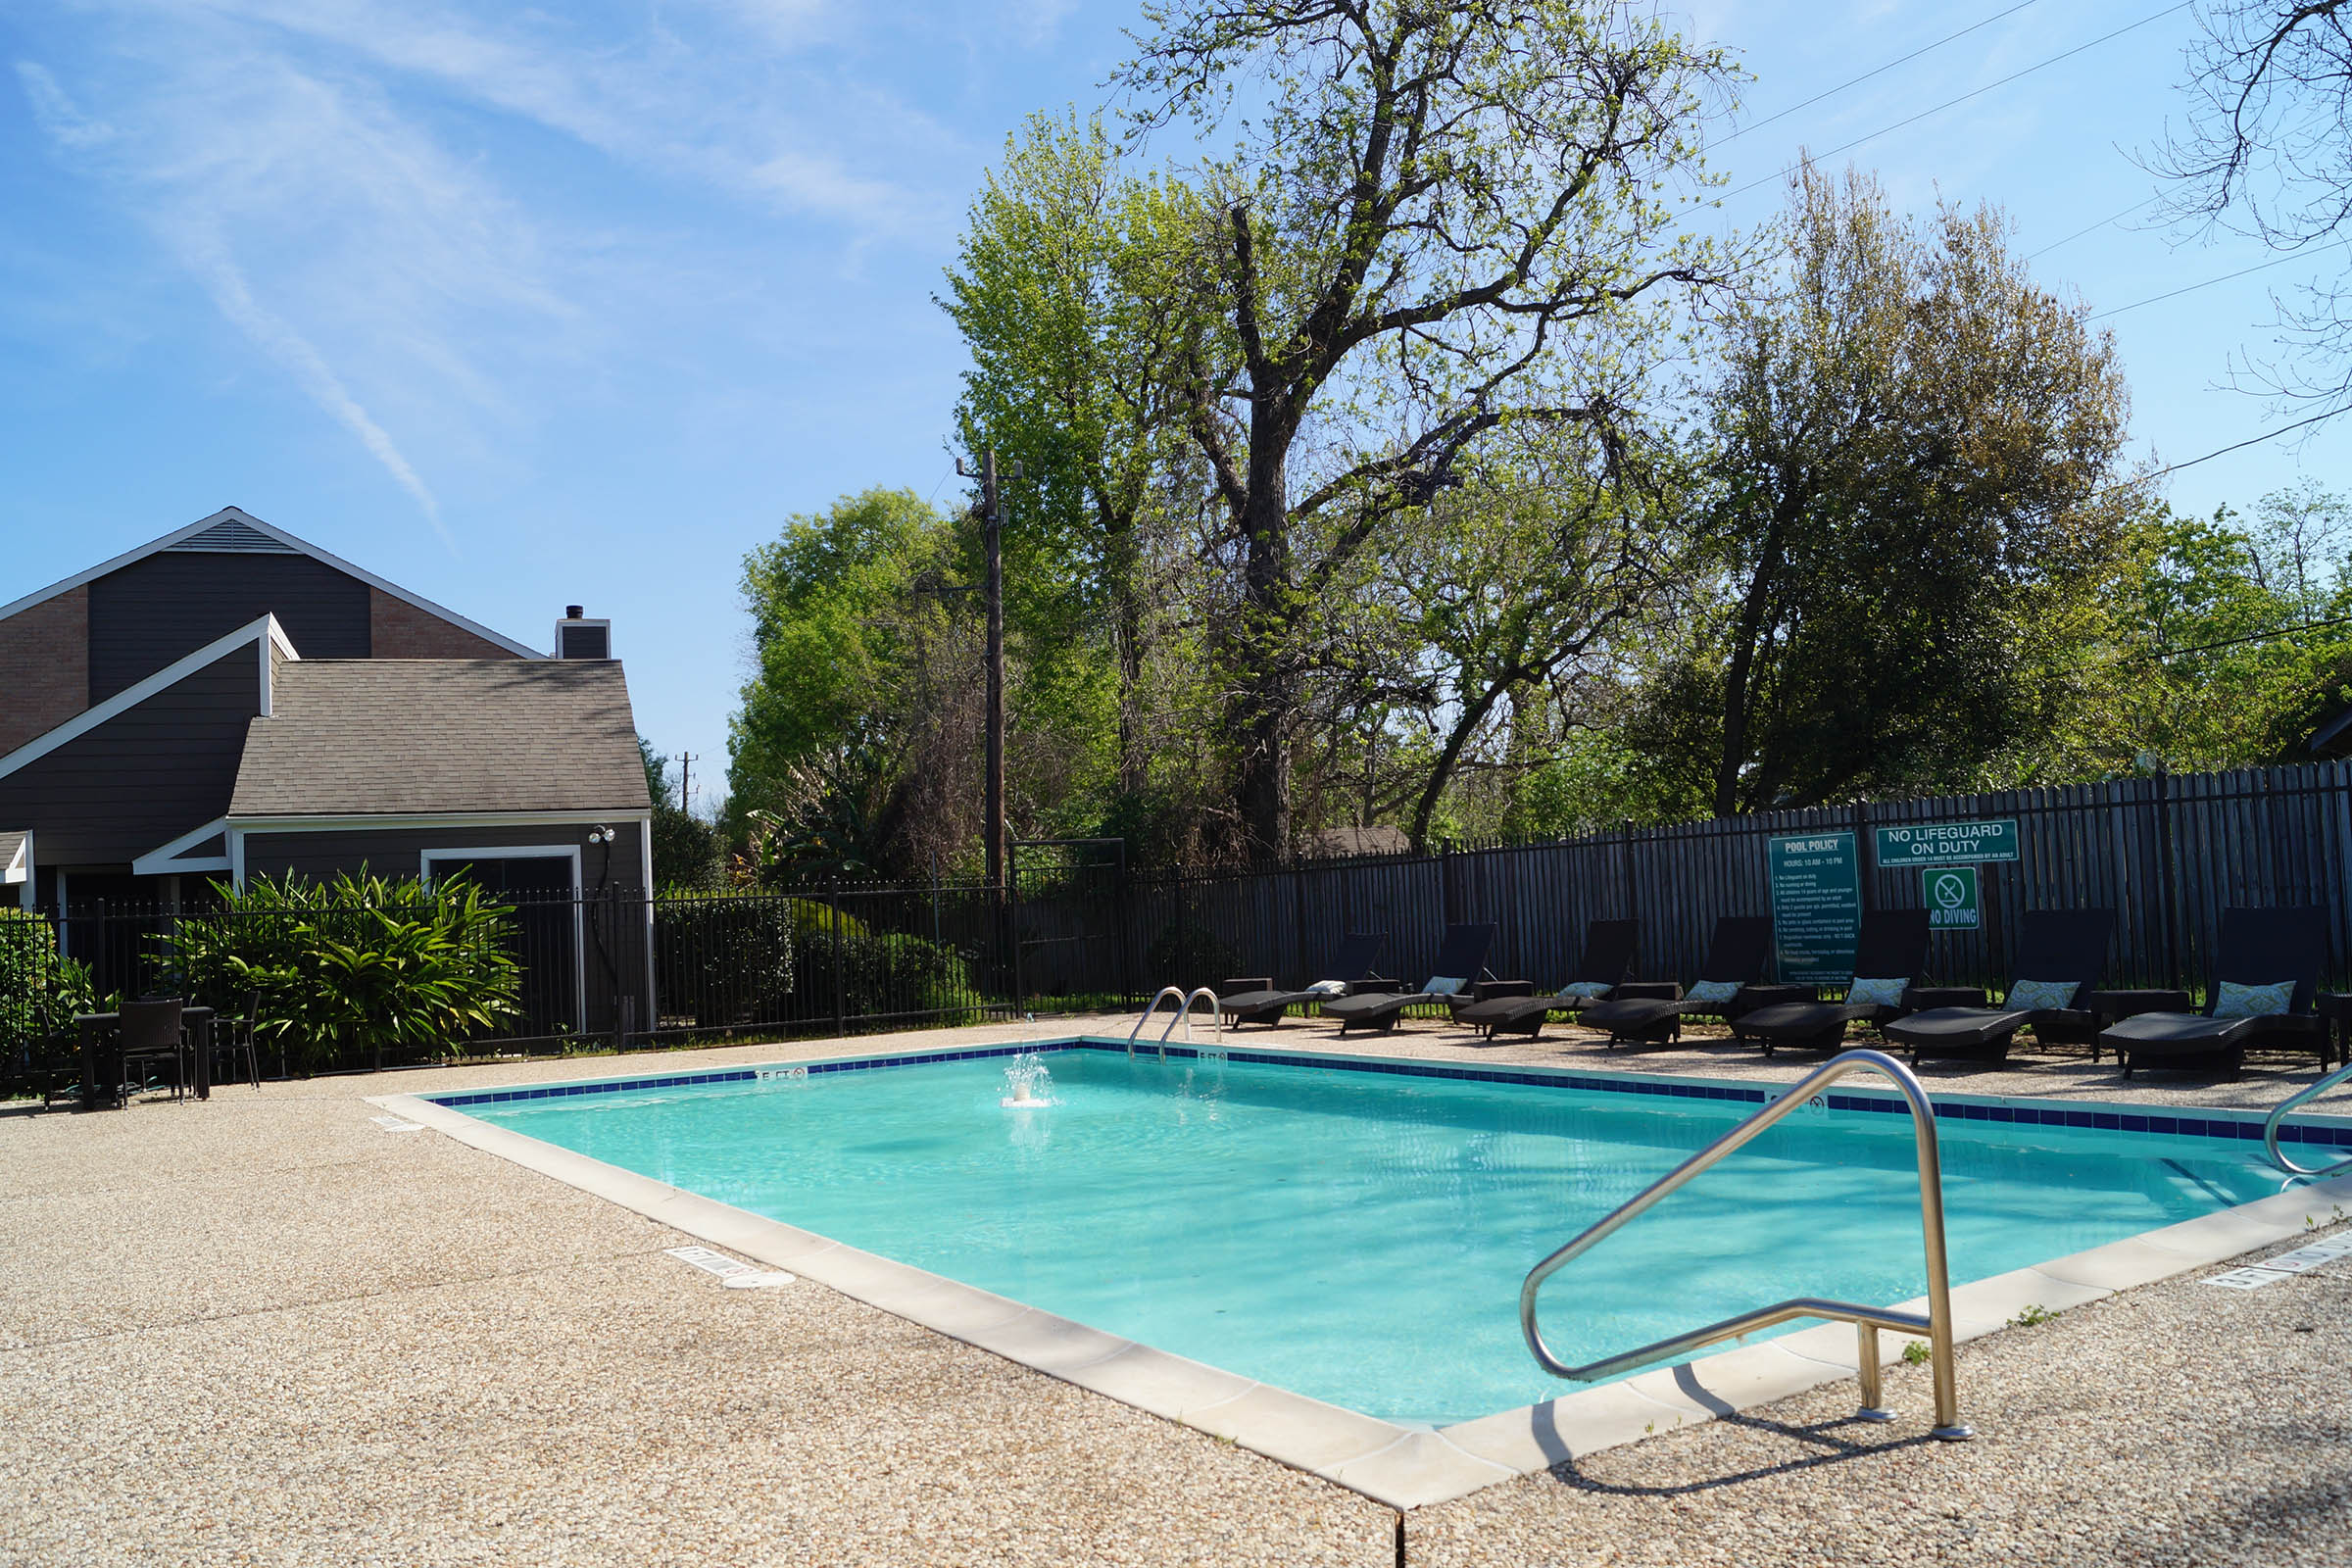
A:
[1924,865,1981,930]
[1768,831,1861,988]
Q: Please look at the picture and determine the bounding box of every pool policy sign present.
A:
[1768,831,1860,987]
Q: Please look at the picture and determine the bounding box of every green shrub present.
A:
[168,871,523,1070]
[0,909,96,1058]
[655,898,797,1028]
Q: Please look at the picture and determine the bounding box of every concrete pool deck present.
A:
[5,1012,2350,1564]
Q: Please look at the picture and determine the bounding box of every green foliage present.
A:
[169,871,522,1070]
[1626,164,2134,813]
[0,909,96,1061]
[727,489,979,879]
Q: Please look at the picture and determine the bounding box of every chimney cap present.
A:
[564,605,584,619]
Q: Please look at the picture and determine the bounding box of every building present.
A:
[0,507,653,1035]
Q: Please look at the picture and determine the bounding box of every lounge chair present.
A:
[1730,907,1934,1056]
[1315,923,1499,1036]
[1451,920,1641,1041]
[1883,908,2118,1065]
[1218,933,1391,1028]
[2102,906,2329,1078]
[1575,917,1804,1047]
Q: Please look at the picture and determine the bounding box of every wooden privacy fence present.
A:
[1061,761,2352,1003]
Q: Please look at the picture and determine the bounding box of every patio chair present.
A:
[116,998,188,1102]
[1575,917,1803,1048]
[1729,907,1935,1056]
[1218,934,1392,1028]
[1451,920,1641,1041]
[206,990,263,1091]
[1884,908,2118,1066]
[1314,923,1499,1036]
[2102,906,2328,1079]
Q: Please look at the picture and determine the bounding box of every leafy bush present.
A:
[169,872,523,1070]
[655,897,797,1028]
[0,909,96,1060]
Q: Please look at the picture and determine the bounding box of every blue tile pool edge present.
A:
[423,1035,2352,1149]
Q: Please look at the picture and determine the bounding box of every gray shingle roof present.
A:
[230,661,652,817]
[0,829,24,864]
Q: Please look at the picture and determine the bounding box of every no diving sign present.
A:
[1926,865,1980,931]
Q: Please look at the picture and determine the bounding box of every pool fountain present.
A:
[1000,1054,1056,1108]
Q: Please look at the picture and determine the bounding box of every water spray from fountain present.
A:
[1001,1053,1057,1108]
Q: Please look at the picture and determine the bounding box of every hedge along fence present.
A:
[166,871,526,1072]
[1,908,96,1067]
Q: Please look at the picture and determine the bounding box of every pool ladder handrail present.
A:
[1520,1048,1973,1440]
[1128,987,1221,1057]
[2263,1057,2352,1179]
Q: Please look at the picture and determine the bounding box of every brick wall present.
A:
[368,587,526,659]
[0,587,88,755]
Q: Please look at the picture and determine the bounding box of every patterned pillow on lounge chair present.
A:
[1423,976,1467,997]
[2212,979,2295,1019]
[1842,976,1908,1009]
[1684,979,1742,1005]
[2003,978,2079,1011]
[1305,979,1348,997]
[1557,980,1612,999]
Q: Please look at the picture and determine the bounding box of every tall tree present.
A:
[1636,164,2134,815]
[1115,0,1732,857]
[2153,0,2352,422]
[1383,428,1690,848]
[939,113,1192,794]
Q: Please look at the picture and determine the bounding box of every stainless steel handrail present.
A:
[1127,987,1221,1057]
[2263,1058,2352,1178]
[1520,1048,1973,1439]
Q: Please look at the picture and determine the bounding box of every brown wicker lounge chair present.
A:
[1451,920,1640,1041]
[1884,908,2118,1065]
[1218,933,1391,1028]
[1315,923,1499,1036]
[2103,906,2328,1078]
[1729,907,1934,1055]
[1575,917,1804,1047]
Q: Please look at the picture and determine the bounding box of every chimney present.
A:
[555,606,612,660]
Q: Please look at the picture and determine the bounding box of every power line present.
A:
[2087,241,2350,320]
[2142,405,2345,481]
[1720,2,2194,205]
[2152,613,2352,661]
[2024,195,2161,262]
[1717,0,2043,147]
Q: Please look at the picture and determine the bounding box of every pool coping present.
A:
[370,1037,2352,1512]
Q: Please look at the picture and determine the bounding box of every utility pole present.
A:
[956,449,1018,894]
[676,753,694,814]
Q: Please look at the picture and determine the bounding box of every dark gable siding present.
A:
[238,820,644,887]
[87,553,370,702]
[0,645,261,864]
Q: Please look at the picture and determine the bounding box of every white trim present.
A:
[0,614,294,783]
[230,809,650,832]
[420,845,586,1031]
[4,832,28,910]
[639,818,656,1026]
[0,506,543,659]
[228,825,247,890]
[132,817,233,877]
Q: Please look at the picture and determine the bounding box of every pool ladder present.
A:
[1520,1049,1974,1440]
[2263,1057,2352,1179]
[1128,987,1220,1058]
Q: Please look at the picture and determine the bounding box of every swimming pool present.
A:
[443,1041,2285,1427]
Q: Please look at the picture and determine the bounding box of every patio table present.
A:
[74,1007,216,1109]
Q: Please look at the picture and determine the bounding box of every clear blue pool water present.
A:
[459,1047,2279,1425]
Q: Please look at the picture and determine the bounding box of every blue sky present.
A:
[5,0,2346,810]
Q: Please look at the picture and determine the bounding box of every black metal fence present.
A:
[5,760,2349,1097]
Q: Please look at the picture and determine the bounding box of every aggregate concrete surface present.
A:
[5,1014,2347,1565]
